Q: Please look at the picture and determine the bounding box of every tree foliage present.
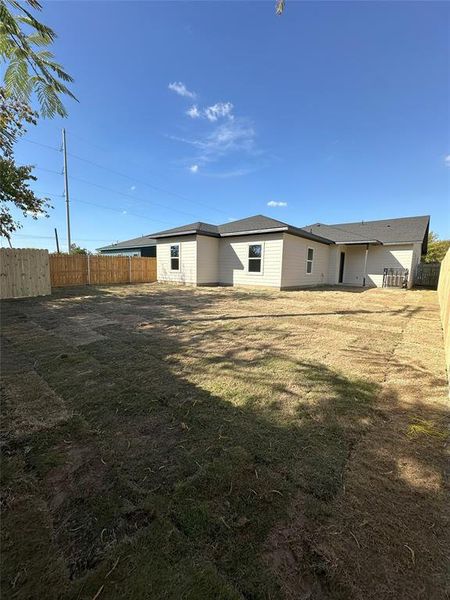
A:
[0,0,76,117]
[275,0,285,15]
[0,87,51,239]
[423,231,450,263]
[69,243,91,255]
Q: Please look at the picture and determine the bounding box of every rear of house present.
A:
[147,214,430,290]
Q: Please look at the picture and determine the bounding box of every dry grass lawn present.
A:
[1,284,448,600]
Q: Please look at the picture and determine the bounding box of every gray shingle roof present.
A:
[97,235,156,251]
[303,215,430,245]
[150,215,333,244]
[148,221,220,238]
[217,215,288,234]
[103,214,430,251]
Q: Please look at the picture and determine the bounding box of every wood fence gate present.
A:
[0,248,51,299]
[414,262,441,289]
[49,255,157,287]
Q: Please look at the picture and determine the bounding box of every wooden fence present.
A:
[0,248,51,299]
[414,262,441,289]
[49,254,157,287]
[437,249,450,375]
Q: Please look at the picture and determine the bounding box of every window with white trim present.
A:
[306,247,314,274]
[170,244,180,271]
[248,244,262,273]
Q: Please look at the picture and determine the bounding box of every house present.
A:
[97,235,156,257]
[148,214,429,290]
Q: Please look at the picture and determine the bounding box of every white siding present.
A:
[157,236,197,284]
[327,246,340,285]
[366,244,415,287]
[281,234,330,288]
[219,234,284,288]
[197,235,220,284]
[342,246,366,286]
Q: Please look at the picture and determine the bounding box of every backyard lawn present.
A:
[1,284,448,600]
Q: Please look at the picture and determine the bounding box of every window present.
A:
[306,247,314,274]
[248,244,262,273]
[170,244,180,271]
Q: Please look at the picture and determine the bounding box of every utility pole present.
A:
[54,227,60,253]
[62,128,71,252]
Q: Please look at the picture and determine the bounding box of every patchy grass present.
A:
[1,284,448,599]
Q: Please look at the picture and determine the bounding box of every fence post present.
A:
[87,254,91,285]
[129,256,132,284]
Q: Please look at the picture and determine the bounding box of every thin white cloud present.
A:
[204,102,234,122]
[172,119,256,162]
[169,87,267,176]
[444,154,450,166]
[267,201,288,207]
[202,167,257,178]
[122,210,127,215]
[186,101,234,122]
[168,81,196,99]
[130,185,136,191]
[186,105,201,119]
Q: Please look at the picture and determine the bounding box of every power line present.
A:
[72,199,172,226]
[24,134,230,218]
[67,151,230,217]
[35,166,62,176]
[12,233,113,242]
[65,130,110,153]
[68,174,204,221]
[21,138,61,152]
[33,190,172,226]
[34,166,208,221]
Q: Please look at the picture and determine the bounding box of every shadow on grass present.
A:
[1,286,448,600]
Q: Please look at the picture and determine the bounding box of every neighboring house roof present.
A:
[149,215,333,245]
[97,235,156,252]
[303,215,430,250]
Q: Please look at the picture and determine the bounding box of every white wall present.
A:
[157,236,197,284]
[342,246,366,286]
[327,246,340,285]
[197,235,220,284]
[366,244,415,287]
[157,233,420,290]
[281,234,330,288]
[219,233,284,287]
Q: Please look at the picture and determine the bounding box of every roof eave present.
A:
[381,240,421,246]
[219,227,289,237]
[334,240,382,245]
[152,230,220,239]
[286,228,334,245]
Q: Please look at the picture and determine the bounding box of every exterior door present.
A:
[338,252,345,283]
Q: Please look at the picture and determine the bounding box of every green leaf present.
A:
[4,54,31,97]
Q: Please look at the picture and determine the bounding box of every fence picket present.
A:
[49,254,156,287]
[0,249,51,299]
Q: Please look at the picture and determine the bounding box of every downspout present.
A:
[362,243,369,287]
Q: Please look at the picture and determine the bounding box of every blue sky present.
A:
[3,0,449,251]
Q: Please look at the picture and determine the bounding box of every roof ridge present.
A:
[328,214,430,227]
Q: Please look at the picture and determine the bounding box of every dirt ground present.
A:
[1,283,448,600]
